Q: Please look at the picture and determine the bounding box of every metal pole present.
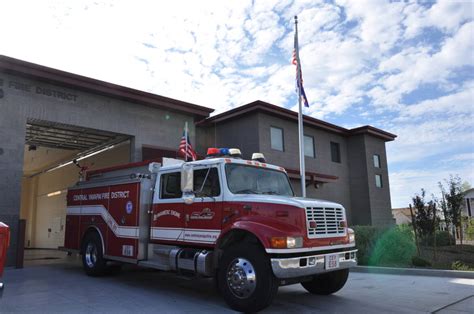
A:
[295,16,306,198]
[184,121,188,162]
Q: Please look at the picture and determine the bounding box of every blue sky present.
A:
[1,0,473,207]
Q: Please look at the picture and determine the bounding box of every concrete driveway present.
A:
[1,252,473,313]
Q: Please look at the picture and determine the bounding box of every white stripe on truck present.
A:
[67,205,139,239]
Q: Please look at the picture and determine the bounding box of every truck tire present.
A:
[301,268,349,295]
[217,244,278,312]
[81,232,107,276]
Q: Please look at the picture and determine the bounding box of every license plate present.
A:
[325,254,339,270]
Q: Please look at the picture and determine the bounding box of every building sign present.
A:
[0,77,78,102]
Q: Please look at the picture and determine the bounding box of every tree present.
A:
[439,175,466,244]
[412,189,436,239]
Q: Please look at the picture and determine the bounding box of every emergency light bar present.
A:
[206,147,242,159]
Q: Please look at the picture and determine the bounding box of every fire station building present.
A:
[0,55,395,266]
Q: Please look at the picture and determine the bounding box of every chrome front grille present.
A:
[306,207,346,238]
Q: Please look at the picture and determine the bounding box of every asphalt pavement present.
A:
[1,251,473,313]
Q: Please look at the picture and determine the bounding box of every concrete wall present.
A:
[0,72,197,265]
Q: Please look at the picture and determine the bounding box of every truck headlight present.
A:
[287,237,303,248]
[271,236,303,248]
[348,228,355,244]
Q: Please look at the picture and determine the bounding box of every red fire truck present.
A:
[0,222,10,298]
[62,148,357,312]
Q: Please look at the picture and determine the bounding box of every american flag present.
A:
[293,28,309,107]
[178,127,197,161]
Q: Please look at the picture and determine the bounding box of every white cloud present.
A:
[399,84,474,120]
[404,1,473,38]
[387,113,474,164]
[369,21,474,111]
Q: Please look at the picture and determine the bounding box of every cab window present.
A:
[194,168,220,197]
[160,172,182,199]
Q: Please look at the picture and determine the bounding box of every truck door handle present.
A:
[243,204,252,211]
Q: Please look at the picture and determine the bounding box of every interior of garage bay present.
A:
[19,119,132,254]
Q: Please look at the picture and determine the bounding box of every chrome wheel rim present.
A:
[226,258,257,299]
[85,243,98,268]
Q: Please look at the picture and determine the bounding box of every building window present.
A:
[330,142,341,163]
[304,135,315,158]
[270,127,284,151]
[375,174,383,188]
[373,154,381,168]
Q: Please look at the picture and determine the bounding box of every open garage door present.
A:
[20,120,132,253]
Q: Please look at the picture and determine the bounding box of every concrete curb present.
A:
[351,265,474,279]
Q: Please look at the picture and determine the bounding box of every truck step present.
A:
[138,260,171,271]
[153,247,175,255]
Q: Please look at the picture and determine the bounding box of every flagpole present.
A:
[295,16,306,198]
[185,121,188,162]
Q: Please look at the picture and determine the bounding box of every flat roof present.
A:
[200,100,397,141]
[0,55,214,119]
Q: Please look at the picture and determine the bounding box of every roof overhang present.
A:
[199,100,396,141]
[0,55,214,119]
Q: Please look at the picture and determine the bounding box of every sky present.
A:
[1,0,473,208]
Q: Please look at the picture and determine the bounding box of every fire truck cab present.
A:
[63,148,357,312]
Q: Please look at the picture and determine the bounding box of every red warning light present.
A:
[207,148,220,157]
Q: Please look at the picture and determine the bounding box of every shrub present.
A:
[368,226,416,267]
[411,256,431,267]
[353,225,416,267]
[451,261,474,271]
[353,225,385,265]
[421,231,454,246]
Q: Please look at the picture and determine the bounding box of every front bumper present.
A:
[271,249,357,279]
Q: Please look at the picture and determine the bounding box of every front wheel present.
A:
[301,268,349,295]
[217,244,278,312]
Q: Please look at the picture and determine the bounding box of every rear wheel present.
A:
[81,232,107,276]
[217,244,278,312]
[301,268,349,295]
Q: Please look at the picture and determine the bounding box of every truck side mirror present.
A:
[181,163,195,204]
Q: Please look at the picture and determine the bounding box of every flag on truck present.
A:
[292,18,309,108]
[178,122,197,161]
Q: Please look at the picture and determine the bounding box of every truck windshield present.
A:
[225,164,294,196]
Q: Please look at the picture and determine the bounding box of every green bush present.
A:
[354,225,416,267]
[421,230,454,246]
[353,225,385,265]
[451,261,474,271]
[368,226,416,267]
[412,256,431,267]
